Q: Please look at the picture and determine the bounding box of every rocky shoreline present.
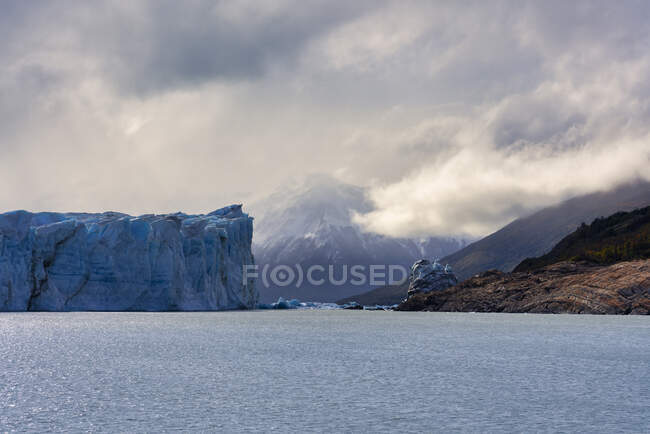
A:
[397,260,650,314]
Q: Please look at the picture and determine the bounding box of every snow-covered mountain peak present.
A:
[249,174,471,302]
[250,174,373,245]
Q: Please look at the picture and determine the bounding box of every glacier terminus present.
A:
[0,205,257,311]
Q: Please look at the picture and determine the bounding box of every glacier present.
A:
[0,204,257,311]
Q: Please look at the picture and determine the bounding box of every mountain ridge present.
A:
[441,180,650,280]
[514,205,650,272]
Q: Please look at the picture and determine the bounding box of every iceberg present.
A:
[407,259,458,299]
[0,205,257,311]
[256,297,396,310]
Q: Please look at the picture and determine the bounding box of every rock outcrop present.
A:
[0,205,257,311]
[398,260,650,314]
[407,259,458,299]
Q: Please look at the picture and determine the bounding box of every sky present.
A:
[1,0,649,237]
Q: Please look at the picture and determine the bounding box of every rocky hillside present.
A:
[514,206,650,272]
[399,206,650,314]
[398,260,649,314]
[441,180,650,280]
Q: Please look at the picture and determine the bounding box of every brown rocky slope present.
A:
[397,260,650,314]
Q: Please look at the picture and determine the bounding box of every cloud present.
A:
[353,132,650,237]
[353,52,650,236]
[76,1,376,95]
[0,0,648,236]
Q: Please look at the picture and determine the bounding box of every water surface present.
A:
[1,311,648,432]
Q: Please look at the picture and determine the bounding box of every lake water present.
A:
[1,311,649,433]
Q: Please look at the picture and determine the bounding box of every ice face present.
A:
[0,205,257,311]
[407,258,458,298]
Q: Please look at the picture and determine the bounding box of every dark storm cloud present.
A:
[81,1,377,95]
[1,0,377,95]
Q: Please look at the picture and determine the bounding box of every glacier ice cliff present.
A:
[0,204,257,311]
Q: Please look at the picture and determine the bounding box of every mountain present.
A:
[441,180,650,280]
[0,205,257,311]
[514,206,650,272]
[399,206,650,314]
[250,175,469,302]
